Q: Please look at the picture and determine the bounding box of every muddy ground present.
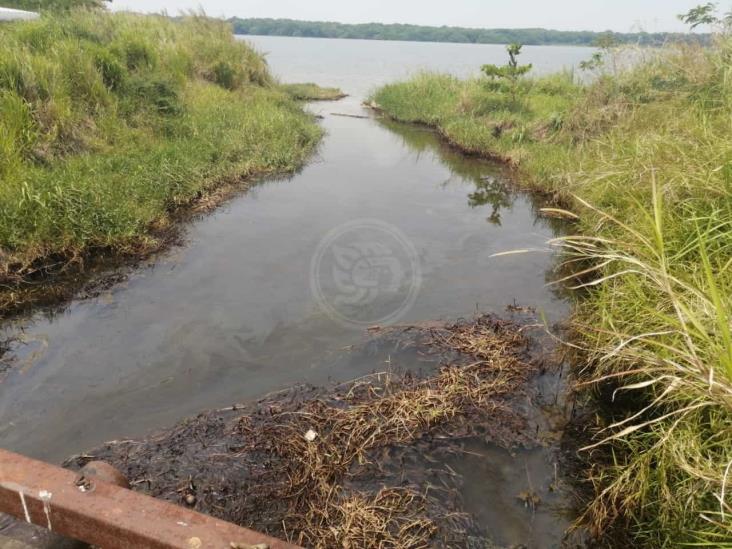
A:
[60,314,588,549]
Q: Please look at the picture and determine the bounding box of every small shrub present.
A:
[126,76,181,116]
[93,48,126,91]
[211,60,239,90]
[482,43,532,104]
[119,39,156,71]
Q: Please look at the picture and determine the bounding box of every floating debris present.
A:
[65,314,567,548]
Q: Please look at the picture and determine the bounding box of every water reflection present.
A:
[377,118,516,226]
[376,115,572,311]
[468,176,513,225]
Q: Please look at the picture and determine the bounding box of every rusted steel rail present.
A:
[0,449,301,549]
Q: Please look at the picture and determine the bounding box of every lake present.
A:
[245,35,594,99]
[0,35,593,547]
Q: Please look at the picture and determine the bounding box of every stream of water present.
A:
[0,36,595,547]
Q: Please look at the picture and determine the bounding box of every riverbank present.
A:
[0,12,338,315]
[371,41,732,545]
[0,77,581,546]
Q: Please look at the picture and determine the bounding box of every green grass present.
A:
[280,82,346,101]
[372,44,732,546]
[0,12,322,290]
[371,70,579,164]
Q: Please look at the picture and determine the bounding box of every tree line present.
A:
[2,0,109,10]
[230,18,705,47]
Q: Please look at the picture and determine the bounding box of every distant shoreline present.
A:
[235,33,597,49]
[230,17,706,47]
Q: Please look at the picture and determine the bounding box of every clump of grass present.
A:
[0,11,322,303]
[371,72,464,125]
[371,70,580,167]
[372,38,732,546]
[280,82,346,101]
[554,189,732,545]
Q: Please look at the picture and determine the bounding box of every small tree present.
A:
[580,32,619,74]
[481,43,532,103]
[678,2,732,31]
[679,2,721,28]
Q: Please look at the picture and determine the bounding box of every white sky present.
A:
[109,0,709,33]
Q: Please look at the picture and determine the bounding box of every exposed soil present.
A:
[64,314,585,548]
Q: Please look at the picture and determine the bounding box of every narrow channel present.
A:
[0,36,592,547]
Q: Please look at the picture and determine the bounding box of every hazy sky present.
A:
[110,0,706,33]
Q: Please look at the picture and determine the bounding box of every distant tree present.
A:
[3,0,110,10]
[229,18,708,48]
[481,43,532,103]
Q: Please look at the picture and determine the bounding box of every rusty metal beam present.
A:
[0,449,301,549]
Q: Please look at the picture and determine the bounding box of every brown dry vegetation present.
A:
[66,315,551,548]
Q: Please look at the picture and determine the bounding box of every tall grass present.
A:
[0,12,322,288]
[372,41,732,545]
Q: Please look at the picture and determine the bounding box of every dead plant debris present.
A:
[66,314,553,548]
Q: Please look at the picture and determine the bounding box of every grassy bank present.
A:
[281,82,347,101]
[372,44,732,545]
[0,12,328,305]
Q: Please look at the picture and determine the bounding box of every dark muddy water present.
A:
[0,36,588,547]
